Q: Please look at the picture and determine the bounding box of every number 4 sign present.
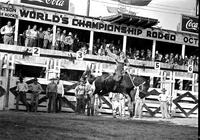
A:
[32,47,40,56]
[188,65,193,73]
[154,62,160,70]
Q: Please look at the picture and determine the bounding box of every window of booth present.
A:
[155,41,182,63]
[93,32,123,55]
[56,26,90,52]
[185,45,199,66]
[18,20,53,48]
[0,17,16,44]
[126,37,153,60]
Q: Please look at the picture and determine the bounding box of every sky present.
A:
[69,0,197,31]
[1,0,197,31]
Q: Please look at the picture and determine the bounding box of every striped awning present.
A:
[102,13,159,28]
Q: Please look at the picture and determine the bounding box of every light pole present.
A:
[86,0,90,16]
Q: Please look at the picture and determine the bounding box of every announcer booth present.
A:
[0,2,199,118]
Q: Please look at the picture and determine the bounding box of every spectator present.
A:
[43,28,52,49]
[72,33,79,52]
[169,53,174,64]
[119,93,126,118]
[28,77,43,112]
[60,30,66,51]
[194,56,199,66]
[109,92,120,118]
[24,25,31,47]
[133,85,145,119]
[16,77,29,112]
[178,55,184,65]
[188,56,194,65]
[37,27,44,48]
[183,55,188,65]
[0,21,15,45]
[75,78,86,114]
[85,80,95,116]
[135,50,140,60]
[64,32,74,51]
[140,50,146,60]
[55,28,61,50]
[115,39,122,51]
[158,88,170,119]
[46,78,57,113]
[101,39,107,49]
[29,25,38,47]
[93,38,101,55]
[98,45,106,56]
[173,54,179,65]
[56,77,64,113]
[155,50,159,61]
[146,49,152,61]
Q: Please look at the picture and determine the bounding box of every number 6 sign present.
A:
[32,47,40,56]
[188,65,193,73]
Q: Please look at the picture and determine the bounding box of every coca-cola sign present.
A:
[181,15,198,34]
[21,0,69,11]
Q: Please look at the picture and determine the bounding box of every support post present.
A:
[14,19,19,45]
[152,40,156,61]
[122,35,127,54]
[52,25,56,49]
[89,30,94,54]
[181,44,185,58]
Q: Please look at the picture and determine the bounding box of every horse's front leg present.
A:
[127,95,134,118]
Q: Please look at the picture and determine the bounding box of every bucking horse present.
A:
[81,67,150,118]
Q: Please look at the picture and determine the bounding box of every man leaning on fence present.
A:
[29,77,43,112]
[16,77,30,112]
[46,78,57,113]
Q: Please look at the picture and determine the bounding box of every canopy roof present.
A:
[102,13,159,28]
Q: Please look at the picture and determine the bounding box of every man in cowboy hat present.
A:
[46,77,57,113]
[56,77,64,112]
[158,88,170,119]
[43,28,52,49]
[29,77,43,112]
[64,32,74,51]
[75,77,86,114]
[16,77,29,112]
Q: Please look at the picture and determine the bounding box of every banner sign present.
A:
[0,3,198,47]
[20,0,69,11]
[181,15,199,34]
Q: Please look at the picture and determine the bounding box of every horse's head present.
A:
[81,67,96,85]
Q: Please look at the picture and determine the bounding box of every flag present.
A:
[111,0,152,6]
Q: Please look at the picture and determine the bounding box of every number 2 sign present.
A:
[32,47,40,56]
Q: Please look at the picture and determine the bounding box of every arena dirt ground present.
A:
[0,111,198,140]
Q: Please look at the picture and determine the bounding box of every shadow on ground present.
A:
[0,111,198,140]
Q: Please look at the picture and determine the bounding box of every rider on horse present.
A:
[106,46,130,90]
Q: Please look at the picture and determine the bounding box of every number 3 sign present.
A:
[76,51,84,60]
[32,47,40,56]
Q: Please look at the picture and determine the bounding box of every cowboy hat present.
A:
[68,32,72,36]
[161,88,167,92]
